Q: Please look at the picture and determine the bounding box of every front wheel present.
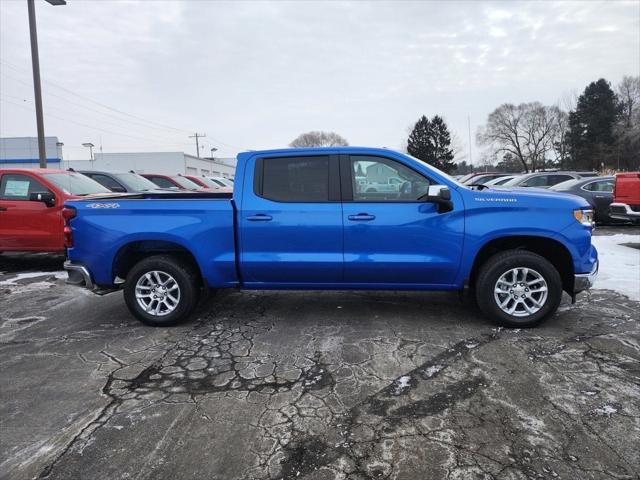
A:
[475,250,563,328]
[123,255,200,326]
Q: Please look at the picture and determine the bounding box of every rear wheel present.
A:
[475,250,563,328]
[123,255,200,326]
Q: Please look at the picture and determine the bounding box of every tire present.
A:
[123,255,200,327]
[475,250,562,328]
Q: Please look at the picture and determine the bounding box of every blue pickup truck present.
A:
[63,147,598,328]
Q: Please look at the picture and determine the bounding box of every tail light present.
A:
[62,207,76,248]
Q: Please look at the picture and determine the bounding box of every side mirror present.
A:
[29,191,56,207]
[425,185,453,213]
[110,185,127,193]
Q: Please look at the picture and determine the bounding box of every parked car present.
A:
[64,147,598,329]
[609,172,640,224]
[181,175,233,192]
[139,173,212,191]
[463,173,511,185]
[484,175,520,186]
[0,169,111,253]
[78,170,167,193]
[499,171,596,189]
[549,176,618,224]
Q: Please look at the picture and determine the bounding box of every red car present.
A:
[0,169,111,253]
[610,172,640,224]
[181,174,233,193]
[139,173,218,192]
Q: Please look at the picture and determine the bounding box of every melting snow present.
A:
[391,375,412,395]
[422,364,445,378]
[591,404,620,416]
[591,234,640,301]
[0,271,66,285]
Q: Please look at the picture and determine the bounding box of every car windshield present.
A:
[499,176,525,186]
[210,177,233,187]
[172,176,201,190]
[550,179,581,191]
[42,172,111,195]
[113,173,159,191]
[195,177,223,189]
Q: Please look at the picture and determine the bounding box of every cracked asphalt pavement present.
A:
[1,239,639,479]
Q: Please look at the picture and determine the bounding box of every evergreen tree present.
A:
[407,115,456,173]
[567,79,619,170]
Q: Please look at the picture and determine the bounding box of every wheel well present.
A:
[113,241,202,284]
[469,236,574,293]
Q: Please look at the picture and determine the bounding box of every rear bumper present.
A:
[574,259,598,293]
[64,260,94,290]
[609,203,640,221]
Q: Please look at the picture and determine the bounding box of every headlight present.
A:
[573,209,594,227]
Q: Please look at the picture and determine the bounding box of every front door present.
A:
[0,173,62,252]
[341,154,464,286]
[239,154,343,285]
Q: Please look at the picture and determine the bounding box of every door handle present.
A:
[348,213,376,221]
[0,207,7,212]
[247,214,273,222]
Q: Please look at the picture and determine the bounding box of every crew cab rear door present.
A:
[340,154,464,286]
[238,154,343,284]
[0,172,63,251]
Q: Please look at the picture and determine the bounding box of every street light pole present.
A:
[27,0,46,168]
[26,0,66,169]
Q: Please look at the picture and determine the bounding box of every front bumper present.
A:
[574,259,598,293]
[64,260,94,290]
[609,203,640,221]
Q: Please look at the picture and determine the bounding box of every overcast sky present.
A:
[1,0,638,161]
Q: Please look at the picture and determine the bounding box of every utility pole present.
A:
[27,0,66,168]
[189,133,206,158]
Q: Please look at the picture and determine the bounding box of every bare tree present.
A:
[477,102,562,172]
[289,131,349,148]
[616,75,640,127]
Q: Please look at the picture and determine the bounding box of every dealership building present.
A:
[0,136,63,168]
[64,152,237,179]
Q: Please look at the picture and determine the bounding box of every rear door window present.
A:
[258,156,330,202]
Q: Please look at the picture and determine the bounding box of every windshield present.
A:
[550,179,581,191]
[499,176,525,186]
[209,177,232,187]
[172,176,201,190]
[195,177,224,189]
[113,173,160,191]
[42,172,110,195]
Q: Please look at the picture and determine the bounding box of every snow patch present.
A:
[590,404,620,416]
[0,271,66,285]
[422,364,445,378]
[591,234,640,301]
[391,375,412,395]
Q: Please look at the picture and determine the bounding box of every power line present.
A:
[1,96,195,145]
[0,59,193,134]
[0,69,187,141]
[1,58,251,152]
